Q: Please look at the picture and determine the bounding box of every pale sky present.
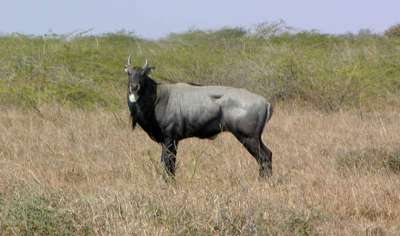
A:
[0,0,399,38]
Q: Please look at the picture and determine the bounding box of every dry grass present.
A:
[0,104,399,235]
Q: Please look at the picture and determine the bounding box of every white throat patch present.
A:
[129,94,137,103]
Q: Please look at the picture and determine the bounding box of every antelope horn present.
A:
[127,55,132,66]
[143,59,148,68]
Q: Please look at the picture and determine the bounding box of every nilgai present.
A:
[125,56,273,178]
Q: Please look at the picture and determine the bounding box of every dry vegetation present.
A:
[1,104,399,235]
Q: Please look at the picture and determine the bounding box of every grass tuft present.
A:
[385,151,400,174]
[335,148,400,175]
[2,195,79,235]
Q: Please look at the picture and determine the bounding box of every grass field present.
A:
[0,105,399,235]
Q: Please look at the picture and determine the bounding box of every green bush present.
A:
[0,25,399,110]
[385,24,400,38]
[3,196,78,235]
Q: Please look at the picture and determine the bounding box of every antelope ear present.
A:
[124,65,129,73]
[142,66,155,76]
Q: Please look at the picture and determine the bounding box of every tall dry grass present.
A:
[0,105,399,235]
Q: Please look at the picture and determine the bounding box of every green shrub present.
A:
[385,24,400,38]
[1,24,400,110]
[212,27,247,39]
[3,196,78,235]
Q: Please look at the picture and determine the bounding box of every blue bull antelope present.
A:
[125,56,273,178]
